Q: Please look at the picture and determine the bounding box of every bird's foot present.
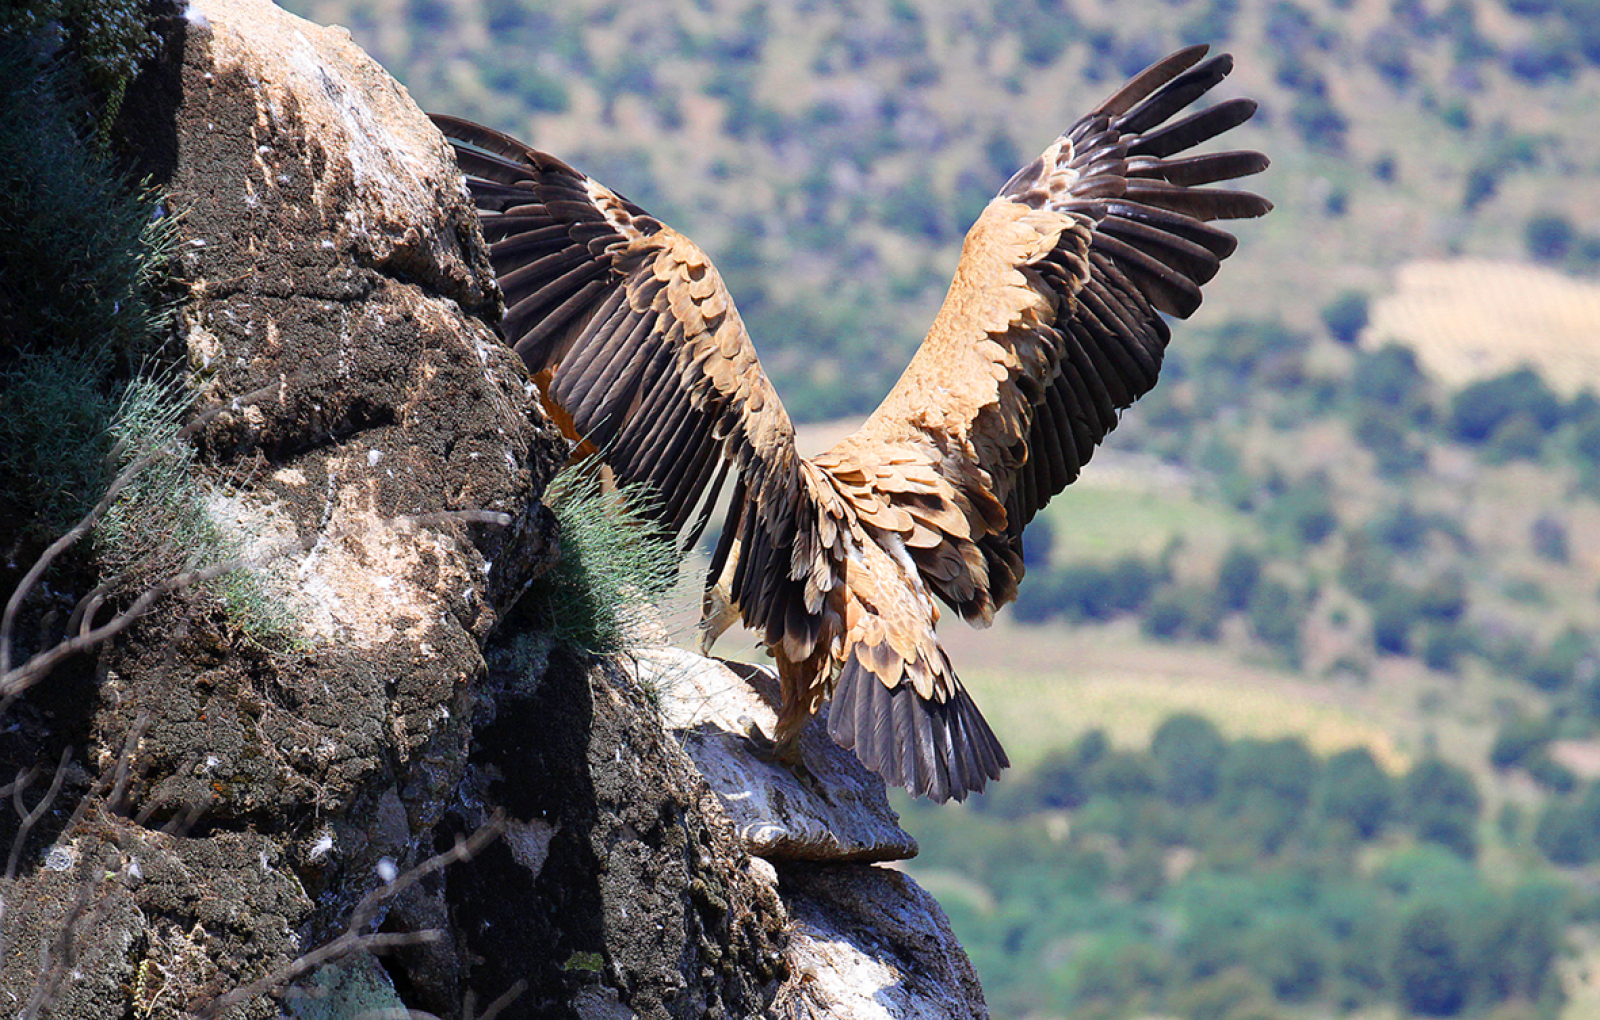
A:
[737,716,825,798]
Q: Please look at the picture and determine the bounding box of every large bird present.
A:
[433,45,1271,803]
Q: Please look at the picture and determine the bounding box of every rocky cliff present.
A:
[0,1,987,1017]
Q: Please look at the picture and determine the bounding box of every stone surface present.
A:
[645,647,919,863]
[0,2,990,1018]
[425,645,790,1019]
[2,0,560,1014]
[775,863,990,1020]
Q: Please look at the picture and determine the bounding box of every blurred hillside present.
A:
[283,0,1600,417]
[273,1,1600,1017]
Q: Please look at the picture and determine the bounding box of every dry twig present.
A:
[194,815,507,1019]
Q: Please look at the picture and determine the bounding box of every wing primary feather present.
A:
[563,300,657,434]
[488,223,571,261]
[1122,182,1272,222]
[705,471,746,591]
[1098,215,1222,285]
[1091,44,1210,118]
[1090,232,1204,317]
[1127,149,1269,187]
[681,454,732,554]
[1127,97,1258,158]
[1112,53,1233,136]
[611,341,684,474]
[1104,200,1240,258]
[505,276,608,361]
[663,417,723,530]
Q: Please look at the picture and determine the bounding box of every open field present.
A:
[1368,259,1600,397]
[943,618,1411,770]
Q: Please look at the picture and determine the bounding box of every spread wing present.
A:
[431,115,814,652]
[830,45,1272,625]
[816,47,1270,798]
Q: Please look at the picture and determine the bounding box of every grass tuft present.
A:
[95,372,299,647]
[527,463,683,657]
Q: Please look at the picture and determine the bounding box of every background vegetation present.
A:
[274,0,1600,1016]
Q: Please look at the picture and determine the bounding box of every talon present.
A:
[739,715,778,759]
[737,717,823,796]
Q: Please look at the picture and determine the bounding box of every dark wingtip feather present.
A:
[828,654,1008,803]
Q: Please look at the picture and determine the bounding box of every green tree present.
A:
[1489,713,1553,769]
[1248,579,1303,660]
[1151,713,1227,806]
[1216,546,1262,612]
[1321,290,1369,345]
[1219,737,1319,851]
[1525,211,1574,263]
[1394,905,1470,1016]
[1448,368,1564,444]
[1267,472,1338,545]
[1534,781,1600,864]
[1403,759,1481,858]
[1319,746,1393,839]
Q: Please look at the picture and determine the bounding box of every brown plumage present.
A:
[433,45,1272,803]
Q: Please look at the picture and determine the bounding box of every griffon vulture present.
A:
[433,45,1271,803]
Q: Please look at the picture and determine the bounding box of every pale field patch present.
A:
[940,620,1410,773]
[1366,259,1600,396]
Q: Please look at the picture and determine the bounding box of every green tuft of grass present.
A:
[95,372,299,648]
[527,464,683,657]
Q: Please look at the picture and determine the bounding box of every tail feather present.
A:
[827,654,1009,803]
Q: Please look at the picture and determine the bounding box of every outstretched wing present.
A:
[432,116,815,652]
[837,45,1271,623]
[819,47,1270,799]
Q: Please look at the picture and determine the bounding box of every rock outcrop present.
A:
[0,2,988,1017]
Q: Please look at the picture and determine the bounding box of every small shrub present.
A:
[1248,580,1303,658]
[1319,746,1393,838]
[1490,714,1554,770]
[0,38,172,361]
[1530,513,1569,562]
[1525,212,1575,263]
[524,464,682,655]
[1370,589,1417,655]
[1402,758,1481,859]
[1320,290,1369,345]
[1217,546,1262,612]
[1268,472,1338,546]
[1448,368,1563,444]
[1142,584,1223,642]
[1421,624,1472,673]
[0,349,117,540]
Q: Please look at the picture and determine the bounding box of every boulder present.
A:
[0,2,989,1018]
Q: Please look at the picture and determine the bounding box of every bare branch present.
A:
[0,381,282,678]
[194,815,505,1019]
[6,745,71,881]
[470,979,528,1020]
